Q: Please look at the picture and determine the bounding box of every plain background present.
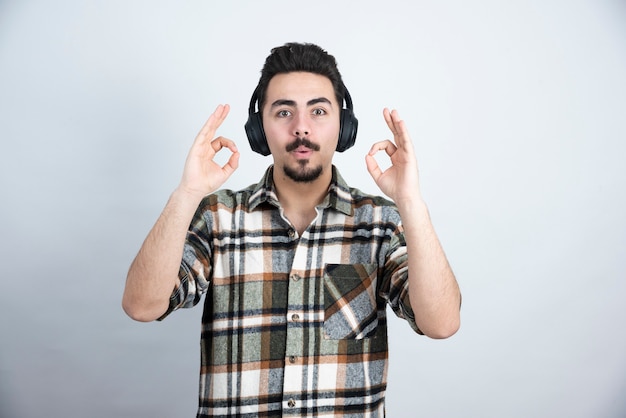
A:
[1,1,625,417]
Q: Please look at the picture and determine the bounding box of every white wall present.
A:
[1,1,625,417]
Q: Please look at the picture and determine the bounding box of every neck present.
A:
[272,166,332,234]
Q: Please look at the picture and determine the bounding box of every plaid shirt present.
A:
[161,166,421,417]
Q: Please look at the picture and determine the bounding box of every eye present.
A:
[312,108,327,116]
[277,109,292,118]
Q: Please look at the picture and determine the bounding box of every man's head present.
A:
[245,43,358,157]
[256,43,345,113]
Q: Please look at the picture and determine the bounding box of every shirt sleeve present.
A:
[157,202,214,321]
[380,225,423,335]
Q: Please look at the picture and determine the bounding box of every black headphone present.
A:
[244,84,358,156]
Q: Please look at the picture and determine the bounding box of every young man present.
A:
[123,43,460,417]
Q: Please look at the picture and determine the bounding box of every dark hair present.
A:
[255,42,346,112]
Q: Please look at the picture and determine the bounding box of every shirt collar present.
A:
[248,165,353,216]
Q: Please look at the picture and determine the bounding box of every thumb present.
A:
[365,154,383,183]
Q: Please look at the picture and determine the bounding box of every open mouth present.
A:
[292,146,314,158]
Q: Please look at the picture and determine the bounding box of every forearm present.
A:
[396,198,461,339]
[122,188,204,322]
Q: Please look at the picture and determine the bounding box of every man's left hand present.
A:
[365,108,422,204]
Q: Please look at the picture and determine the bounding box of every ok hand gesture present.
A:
[365,108,422,204]
[179,104,240,198]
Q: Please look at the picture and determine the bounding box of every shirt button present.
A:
[290,274,301,282]
[291,313,300,322]
[288,229,295,238]
[287,398,296,408]
[288,356,296,364]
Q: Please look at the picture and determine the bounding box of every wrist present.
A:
[171,186,206,207]
[395,195,426,210]
[395,196,430,219]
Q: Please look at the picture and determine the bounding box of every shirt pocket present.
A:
[323,263,379,340]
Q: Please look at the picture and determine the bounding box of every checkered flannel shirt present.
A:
[160,166,421,417]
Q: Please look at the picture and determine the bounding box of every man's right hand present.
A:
[178,104,240,199]
[123,104,240,322]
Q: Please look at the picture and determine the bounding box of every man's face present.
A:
[262,72,340,183]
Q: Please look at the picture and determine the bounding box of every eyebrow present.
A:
[270,97,333,108]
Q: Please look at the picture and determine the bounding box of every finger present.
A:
[196,104,231,144]
[383,108,393,131]
[210,136,238,154]
[367,140,397,157]
[384,108,414,151]
[383,108,401,136]
[222,150,241,177]
[365,154,383,182]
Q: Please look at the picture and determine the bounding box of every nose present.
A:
[293,112,310,137]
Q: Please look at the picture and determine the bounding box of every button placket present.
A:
[283,237,310,402]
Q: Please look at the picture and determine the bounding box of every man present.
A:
[123,42,460,417]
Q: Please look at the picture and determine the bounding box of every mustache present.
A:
[286,137,320,152]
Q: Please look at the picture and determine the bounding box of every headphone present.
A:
[244,83,358,156]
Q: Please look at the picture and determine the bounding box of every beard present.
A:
[283,161,323,183]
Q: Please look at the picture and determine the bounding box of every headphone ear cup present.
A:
[245,112,271,156]
[336,108,358,152]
